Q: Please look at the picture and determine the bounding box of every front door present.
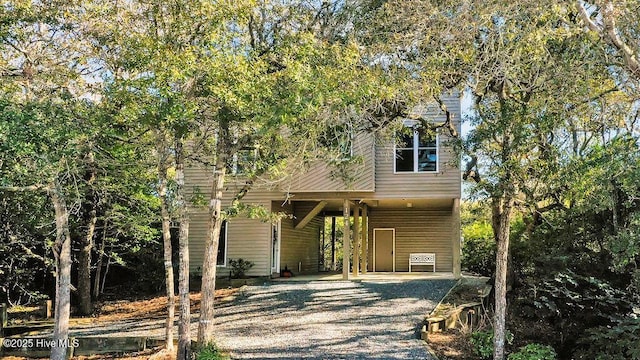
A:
[374,228,395,272]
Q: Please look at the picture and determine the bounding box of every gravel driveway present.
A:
[212,279,456,359]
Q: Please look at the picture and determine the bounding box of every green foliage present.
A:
[124,240,166,293]
[470,330,513,360]
[228,258,254,279]
[575,317,640,360]
[508,344,557,360]
[194,343,229,360]
[0,191,53,304]
[530,271,630,320]
[462,221,495,276]
[513,270,632,357]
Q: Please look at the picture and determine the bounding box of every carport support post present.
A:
[331,217,336,271]
[361,205,368,274]
[342,199,350,280]
[352,205,360,277]
[452,198,462,278]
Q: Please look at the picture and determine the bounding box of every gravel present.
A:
[211,279,456,359]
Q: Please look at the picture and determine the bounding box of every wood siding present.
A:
[185,164,280,277]
[188,209,271,277]
[367,209,453,272]
[286,133,375,192]
[184,94,461,277]
[373,95,461,199]
[275,202,322,275]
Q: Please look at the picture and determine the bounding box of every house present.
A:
[185,94,462,280]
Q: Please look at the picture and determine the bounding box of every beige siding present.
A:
[367,209,453,272]
[185,163,278,277]
[188,209,272,277]
[275,202,321,275]
[286,133,375,192]
[184,163,283,204]
[183,95,460,203]
[374,95,462,199]
[184,94,461,277]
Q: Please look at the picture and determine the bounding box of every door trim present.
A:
[271,221,281,273]
[373,228,395,272]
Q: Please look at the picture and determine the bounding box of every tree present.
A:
[187,1,411,347]
[368,1,625,358]
[0,3,165,358]
[87,1,220,355]
[576,1,640,83]
[0,3,94,358]
[1,102,84,360]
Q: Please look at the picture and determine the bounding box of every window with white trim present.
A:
[217,220,228,266]
[395,128,438,173]
[227,147,258,175]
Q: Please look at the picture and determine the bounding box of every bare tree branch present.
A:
[0,184,53,193]
[577,1,640,78]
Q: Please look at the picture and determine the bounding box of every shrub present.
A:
[574,317,640,360]
[510,270,633,358]
[228,258,254,279]
[508,344,557,360]
[470,330,513,359]
[462,221,496,276]
[194,343,229,360]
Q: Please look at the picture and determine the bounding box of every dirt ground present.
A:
[4,288,238,360]
[426,276,492,360]
[428,330,477,360]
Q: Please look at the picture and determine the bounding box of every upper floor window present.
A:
[228,147,258,175]
[395,129,438,173]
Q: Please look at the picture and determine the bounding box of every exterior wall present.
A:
[275,202,322,275]
[185,163,281,277]
[373,95,462,200]
[188,210,272,277]
[286,133,375,192]
[367,209,454,272]
[184,93,462,278]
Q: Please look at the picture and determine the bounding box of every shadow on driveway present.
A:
[212,279,456,359]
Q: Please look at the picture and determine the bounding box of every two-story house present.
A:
[185,94,462,280]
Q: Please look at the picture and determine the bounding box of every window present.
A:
[217,220,228,266]
[395,128,438,173]
[234,148,257,175]
[228,148,257,175]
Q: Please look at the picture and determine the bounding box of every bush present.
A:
[228,258,254,279]
[508,344,557,360]
[511,270,633,358]
[470,330,513,359]
[194,344,229,360]
[462,221,496,276]
[574,317,640,360]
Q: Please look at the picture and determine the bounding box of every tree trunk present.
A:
[158,166,175,352]
[177,213,191,359]
[93,221,107,300]
[492,195,514,360]
[101,255,110,295]
[51,186,72,360]
[175,138,191,360]
[197,154,227,346]
[78,151,97,316]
